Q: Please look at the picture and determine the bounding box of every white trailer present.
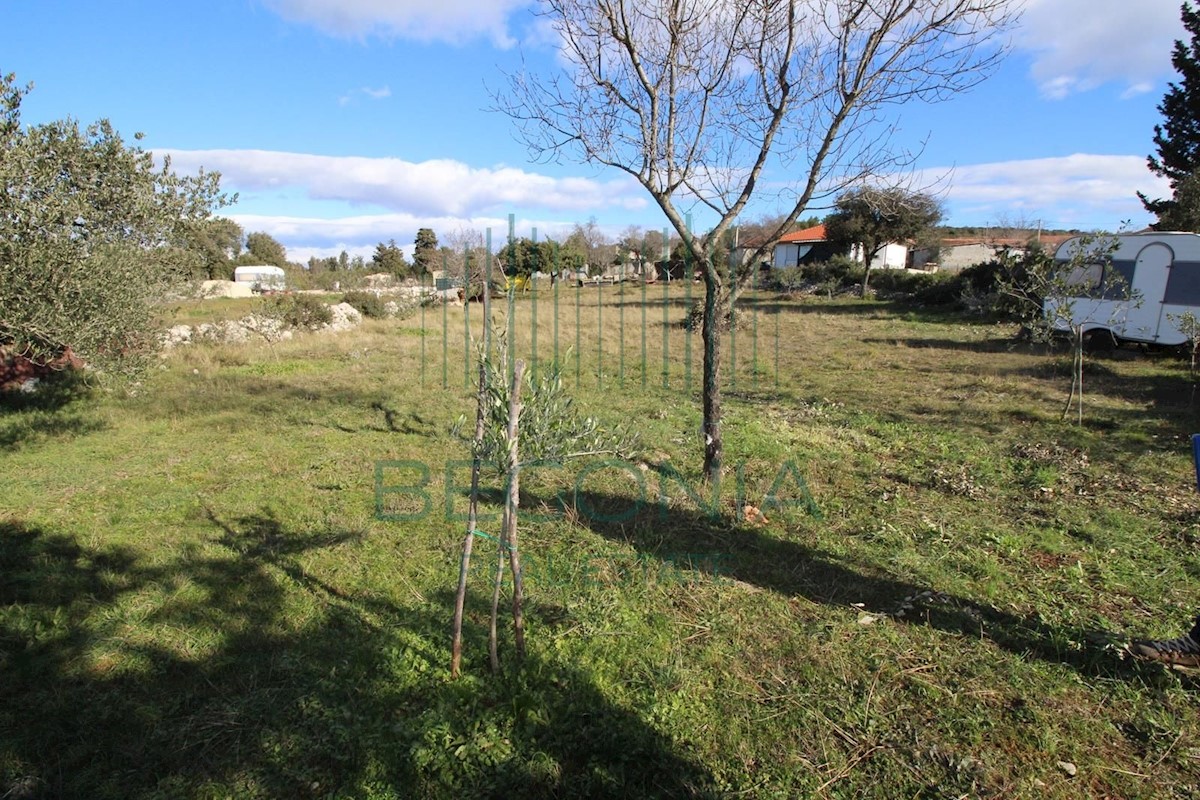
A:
[233,265,287,292]
[1045,232,1200,347]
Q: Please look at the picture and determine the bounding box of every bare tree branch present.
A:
[494,0,1019,479]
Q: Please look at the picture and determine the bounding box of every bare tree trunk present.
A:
[1191,342,1198,408]
[1060,329,1082,423]
[505,360,527,660]
[1077,340,1084,426]
[702,281,724,482]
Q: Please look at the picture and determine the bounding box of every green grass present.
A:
[3,288,1200,798]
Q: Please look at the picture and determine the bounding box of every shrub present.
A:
[342,290,387,319]
[798,255,863,294]
[768,266,806,293]
[263,294,332,330]
[912,274,969,307]
[0,74,229,381]
[869,268,948,298]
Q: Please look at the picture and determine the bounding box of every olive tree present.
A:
[824,186,943,296]
[995,234,1129,425]
[0,73,230,380]
[497,0,1019,481]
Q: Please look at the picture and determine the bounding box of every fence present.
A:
[402,218,786,397]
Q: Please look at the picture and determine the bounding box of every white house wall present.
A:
[773,243,812,268]
[876,243,908,269]
[772,241,906,268]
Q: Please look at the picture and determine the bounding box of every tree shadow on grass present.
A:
[0,374,106,451]
[537,487,1159,683]
[0,515,715,799]
[860,335,1033,354]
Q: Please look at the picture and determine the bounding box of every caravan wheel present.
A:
[1081,329,1119,353]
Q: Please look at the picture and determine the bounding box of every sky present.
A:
[0,0,1188,263]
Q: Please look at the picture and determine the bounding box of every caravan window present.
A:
[1100,259,1135,300]
[1165,261,1200,305]
[1061,261,1104,295]
[1054,258,1134,300]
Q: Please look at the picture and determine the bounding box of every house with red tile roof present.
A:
[772,224,908,270]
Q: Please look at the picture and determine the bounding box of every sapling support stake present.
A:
[450,290,491,679]
[506,359,527,660]
[489,359,526,670]
[488,519,505,672]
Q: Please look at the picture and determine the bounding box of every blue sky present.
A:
[0,0,1187,263]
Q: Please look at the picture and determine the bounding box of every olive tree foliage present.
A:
[497,0,1019,480]
[502,236,556,278]
[184,217,244,279]
[995,234,1129,425]
[0,73,231,379]
[242,232,289,268]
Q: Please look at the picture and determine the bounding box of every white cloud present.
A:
[339,85,391,105]
[230,210,629,265]
[286,242,380,265]
[264,0,528,47]
[917,154,1169,227]
[162,148,647,218]
[1019,0,1183,98]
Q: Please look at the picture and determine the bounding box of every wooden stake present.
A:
[506,360,527,660]
[450,289,491,678]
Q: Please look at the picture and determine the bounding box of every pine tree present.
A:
[1140,3,1200,230]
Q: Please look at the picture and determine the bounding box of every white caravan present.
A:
[1045,232,1200,347]
[233,265,287,292]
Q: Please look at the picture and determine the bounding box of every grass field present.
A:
[3,286,1200,798]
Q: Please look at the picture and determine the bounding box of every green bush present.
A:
[263,294,332,330]
[870,268,948,297]
[800,255,862,292]
[341,290,387,319]
[767,266,806,293]
[912,274,969,307]
[0,75,229,381]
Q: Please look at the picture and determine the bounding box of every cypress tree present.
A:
[1141,3,1200,229]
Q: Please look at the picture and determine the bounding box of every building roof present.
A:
[934,234,1076,251]
[777,224,828,244]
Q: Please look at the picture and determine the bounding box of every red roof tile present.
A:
[777,224,827,244]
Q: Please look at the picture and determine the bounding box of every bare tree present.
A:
[497,0,1018,481]
[566,217,616,275]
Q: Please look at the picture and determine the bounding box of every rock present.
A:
[198,279,254,299]
[1056,761,1077,778]
[238,314,291,342]
[327,302,363,332]
[163,324,193,348]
